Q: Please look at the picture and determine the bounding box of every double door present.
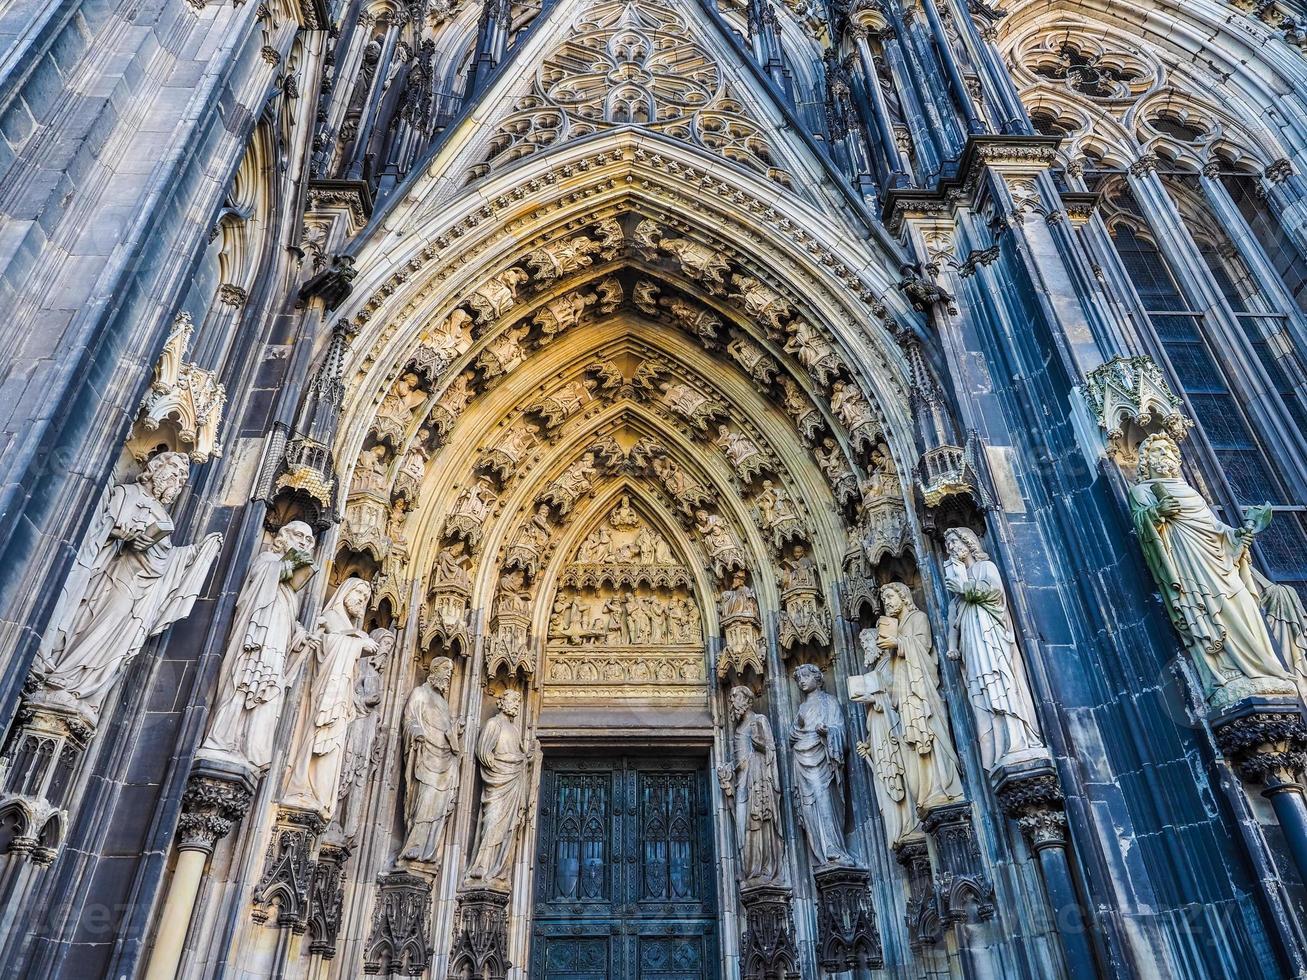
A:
[530,755,719,980]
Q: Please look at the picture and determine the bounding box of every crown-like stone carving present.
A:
[129,313,226,464]
[1083,354,1192,465]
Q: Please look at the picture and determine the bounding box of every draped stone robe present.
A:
[401,681,461,865]
[890,606,965,811]
[465,710,529,886]
[789,687,852,867]
[729,709,785,885]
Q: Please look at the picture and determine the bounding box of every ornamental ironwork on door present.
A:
[531,756,719,980]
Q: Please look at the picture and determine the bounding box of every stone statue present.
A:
[1129,433,1296,709]
[32,452,223,720]
[1255,568,1307,700]
[337,628,396,837]
[850,652,911,846]
[401,657,463,866]
[465,690,531,887]
[789,664,852,867]
[943,527,1046,771]
[718,687,785,886]
[197,521,317,772]
[866,583,964,813]
[694,509,744,576]
[283,578,378,816]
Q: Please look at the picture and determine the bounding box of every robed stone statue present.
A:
[197,521,317,773]
[943,527,1046,771]
[464,689,530,888]
[718,686,785,886]
[789,664,852,867]
[336,627,396,837]
[282,578,377,816]
[1129,433,1296,709]
[401,657,463,866]
[32,452,222,720]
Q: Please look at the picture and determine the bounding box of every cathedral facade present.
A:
[1,0,1306,977]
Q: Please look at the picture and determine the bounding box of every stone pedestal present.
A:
[364,870,434,976]
[993,758,1099,980]
[921,800,994,924]
[0,696,94,864]
[738,883,800,980]
[307,826,351,959]
[893,838,940,951]
[448,885,510,980]
[1213,697,1307,882]
[812,865,882,974]
[252,805,326,932]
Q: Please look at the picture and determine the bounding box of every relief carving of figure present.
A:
[197,521,316,772]
[754,479,803,550]
[478,323,531,379]
[506,503,553,576]
[816,437,859,505]
[694,509,745,577]
[850,654,911,846]
[778,543,831,649]
[577,526,615,564]
[282,578,378,817]
[863,442,901,499]
[609,494,639,529]
[660,380,723,430]
[431,370,477,435]
[716,425,764,480]
[354,445,390,494]
[943,528,1047,771]
[784,319,841,387]
[375,372,425,443]
[33,452,223,720]
[468,268,529,323]
[861,584,964,824]
[464,690,531,887]
[1129,434,1296,709]
[719,687,785,886]
[337,628,396,837]
[789,664,852,867]
[401,657,463,865]
[448,480,498,548]
[659,235,731,290]
[779,377,823,443]
[719,570,764,678]
[830,381,879,453]
[433,540,472,590]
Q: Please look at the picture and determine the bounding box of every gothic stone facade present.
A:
[1,0,1307,978]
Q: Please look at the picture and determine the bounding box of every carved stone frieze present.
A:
[753,479,805,551]
[487,568,535,679]
[777,544,832,652]
[718,570,765,680]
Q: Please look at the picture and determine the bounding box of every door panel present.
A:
[531,756,718,980]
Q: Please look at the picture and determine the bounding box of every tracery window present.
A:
[1096,175,1307,598]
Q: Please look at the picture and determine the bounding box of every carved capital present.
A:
[177,761,257,854]
[1213,698,1307,788]
[993,760,1068,851]
[1082,354,1192,466]
[1265,158,1294,184]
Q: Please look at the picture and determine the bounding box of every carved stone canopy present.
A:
[1083,354,1193,466]
[128,312,226,465]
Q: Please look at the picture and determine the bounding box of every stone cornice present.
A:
[882,135,1063,233]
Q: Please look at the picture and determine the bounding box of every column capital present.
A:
[177,761,257,854]
[992,757,1068,851]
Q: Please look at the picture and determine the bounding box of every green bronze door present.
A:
[530,756,719,980]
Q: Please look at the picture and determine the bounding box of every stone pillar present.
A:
[448,886,510,980]
[738,884,801,980]
[811,866,882,974]
[142,759,256,980]
[993,759,1099,980]
[1213,698,1307,884]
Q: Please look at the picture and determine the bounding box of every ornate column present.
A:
[917,0,984,135]
[847,9,910,188]
[467,0,512,94]
[142,760,256,980]
[993,760,1098,980]
[1213,698,1307,883]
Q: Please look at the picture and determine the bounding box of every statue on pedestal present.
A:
[198,521,317,773]
[33,452,222,721]
[788,664,852,867]
[283,578,378,817]
[401,657,463,867]
[719,687,785,885]
[1129,433,1296,709]
[336,628,396,838]
[465,690,530,887]
[943,528,1046,771]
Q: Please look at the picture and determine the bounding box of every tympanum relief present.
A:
[545,501,706,702]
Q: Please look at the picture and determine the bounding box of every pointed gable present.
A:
[465,0,797,189]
